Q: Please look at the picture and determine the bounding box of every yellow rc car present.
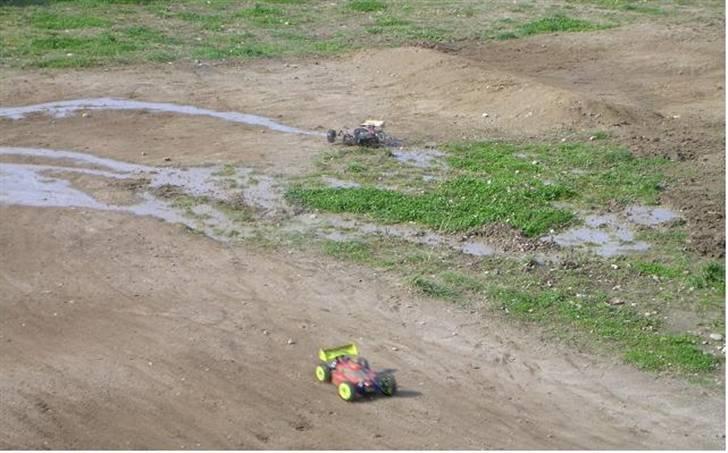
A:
[314,343,397,401]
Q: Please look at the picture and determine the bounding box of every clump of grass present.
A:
[518,14,608,36]
[347,0,387,13]
[322,240,372,262]
[212,164,237,177]
[688,262,725,291]
[440,271,485,292]
[495,288,718,373]
[30,11,110,30]
[236,4,286,25]
[412,275,460,299]
[633,261,682,279]
[574,0,665,15]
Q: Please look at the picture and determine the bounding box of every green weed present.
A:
[322,240,372,262]
[518,14,608,35]
[347,0,387,13]
[412,275,460,299]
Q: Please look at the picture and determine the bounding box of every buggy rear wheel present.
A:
[379,374,397,396]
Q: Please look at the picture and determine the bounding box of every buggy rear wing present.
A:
[318,343,358,362]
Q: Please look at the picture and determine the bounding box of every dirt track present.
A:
[0,22,725,449]
[1,207,724,449]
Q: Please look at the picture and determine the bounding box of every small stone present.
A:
[709,333,723,341]
[287,338,295,345]
[81,112,90,118]
[163,156,172,162]
[481,112,489,118]
[391,346,399,351]
[607,298,624,306]
[262,329,269,335]
[589,135,596,141]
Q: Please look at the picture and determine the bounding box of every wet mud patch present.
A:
[51,171,148,206]
[0,146,288,242]
[0,98,322,136]
[541,206,681,257]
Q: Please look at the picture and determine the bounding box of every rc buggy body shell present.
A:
[315,344,397,401]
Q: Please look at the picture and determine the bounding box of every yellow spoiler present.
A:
[318,343,358,362]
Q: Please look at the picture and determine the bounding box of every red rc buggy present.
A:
[314,343,397,401]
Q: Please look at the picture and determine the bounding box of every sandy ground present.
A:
[0,21,725,449]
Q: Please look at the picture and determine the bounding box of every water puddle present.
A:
[459,241,495,257]
[0,146,287,240]
[322,176,361,189]
[0,162,192,226]
[625,205,680,226]
[542,213,650,257]
[0,97,322,136]
[297,214,498,257]
[390,149,445,168]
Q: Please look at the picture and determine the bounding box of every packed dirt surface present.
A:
[0,20,725,449]
[1,206,724,449]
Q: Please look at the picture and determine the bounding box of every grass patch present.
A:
[495,287,718,373]
[570,0,666,14]
[322,239,372,262]
[518,14,608,35]
[634,260,682,279]
[1,0,700,67]
[688,262,726,291]
[30,11,110,30]
[347,0,387,13]
[236,4,287,26]
[289,141,669,237]
[412,275,460,299]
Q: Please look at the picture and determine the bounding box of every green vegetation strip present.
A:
[494,287,716,373]
[288,142,668,237]
[1,0,709,68]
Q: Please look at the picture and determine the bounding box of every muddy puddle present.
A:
[390,149,446,168]
[292,213,501,257]
[541,207,680,257]
[0,97,322,136]
[0,146,285,240]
